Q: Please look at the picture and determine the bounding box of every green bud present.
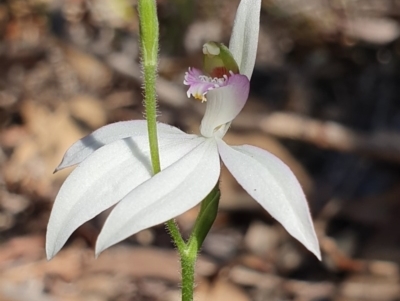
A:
[203,42,239,78]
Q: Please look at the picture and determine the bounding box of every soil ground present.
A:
[1,0,400,300]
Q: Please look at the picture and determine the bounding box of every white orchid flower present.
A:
[46,0,321,260]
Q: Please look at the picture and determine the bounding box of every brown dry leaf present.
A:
[0,246,85,284]
[344,17,400,45]
[229,265,282,289]
[339,274,400,301]
[0,281,58,301]
[184,20,223,54]
[60,42,113,92]
[0,235,44,266]
[3,101,85,197]
[68,94,107,129]
[88,246,181,282]
[204,279,251,301]
[0,190,29,214]
[88,246,217,282]
[284,279,335,300]
[244,221,281,257]
[75,274,132,300]
[0,126,29,149]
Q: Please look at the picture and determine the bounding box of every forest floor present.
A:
[1,0,400,300]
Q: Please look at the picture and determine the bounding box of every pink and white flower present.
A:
[46,0,321,260]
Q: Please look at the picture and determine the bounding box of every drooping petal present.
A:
[217,139,321,259]
[200,73,249,138]
[229,0,261,80]
[46,132,204,259]
[95,138,220,255]
[56,120,185,171]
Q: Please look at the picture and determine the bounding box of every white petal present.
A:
[200,74,249,138]
[229,0,261,80]
[56,120,185,171]
[217,139,321,259]
[95,138,220,255]
[46,132,203,259]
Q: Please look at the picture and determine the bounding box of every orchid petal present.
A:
[95,138,220,255]
[46,132,204,259]
[200,74,249,138]
[217,139,321,259]
[229,0,261,80]
[56,120,185,171]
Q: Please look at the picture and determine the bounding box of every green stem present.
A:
[138,0,185,270]
[143,64,161,174]
[180,250,196,301]
[138,0,161,174]
[166,219,186,251]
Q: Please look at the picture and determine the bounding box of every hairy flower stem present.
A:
[180,250,196,301]
[138,0,161,175]
[138,0,192,277]
[138,0,185,249]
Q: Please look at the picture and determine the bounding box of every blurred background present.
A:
[1,0,400,300]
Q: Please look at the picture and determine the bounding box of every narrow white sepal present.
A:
[56,120,185,171]
[217,139,321,260]
[229,0,261,80]
[95,138,220,255]
[46,132,203,259]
